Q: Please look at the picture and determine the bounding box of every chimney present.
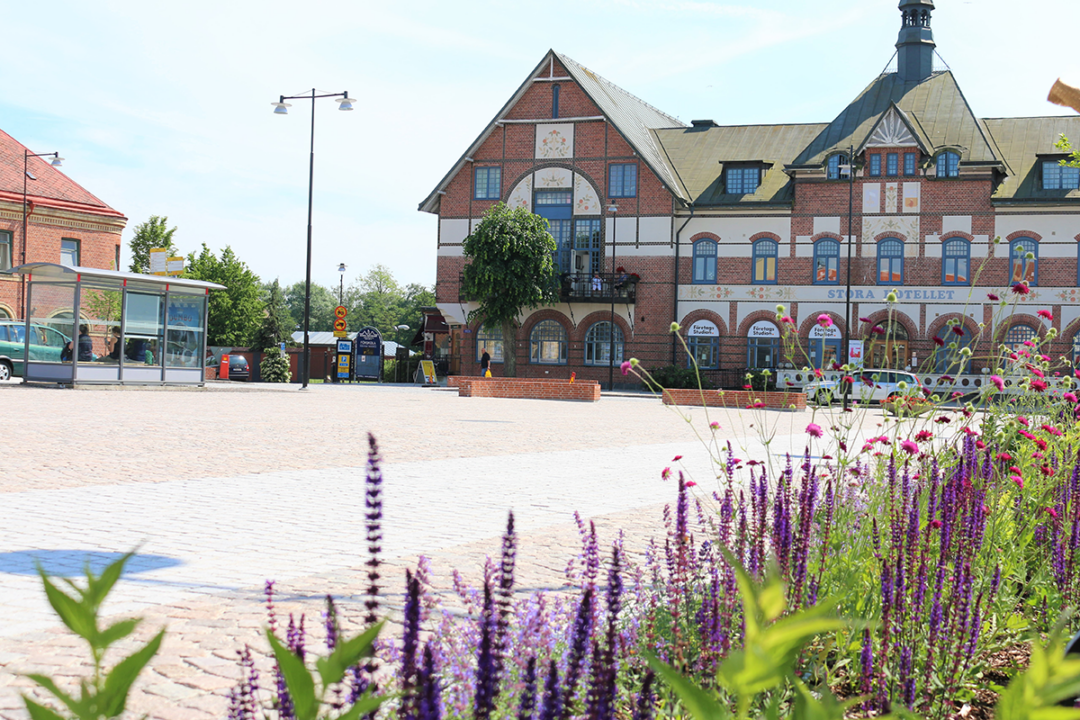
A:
[896,0,935,82]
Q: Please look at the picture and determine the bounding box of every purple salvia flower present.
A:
[539,660,562,720]
[418,644,442,720]
[473,581,497,720]
[494,512,517,692]
[560,586,593,717]
[402,570,422,720]
[518,657,537,720]
[633,671,655,720]
[990,565,1001,598]
[899,645,915,710]
[364,433,384,627]
[324,594,339,651]
[860,628,874,712]
[585,521,600,589]
[265,580,278,635]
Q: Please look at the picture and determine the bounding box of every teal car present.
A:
[0,320,70,380]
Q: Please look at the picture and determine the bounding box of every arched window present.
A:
[1003,324,1037,355]
[686,320,720,370]
[877,238,904,284]
[1073,332,1080,367]
[747,321,780,369]
[934,323,971,374]
[476,325,504,363]
[584,321,624,366]
[692,239,717,284]
[813,239,840,284]
[942,238,970,285]
[936,151,959,178]
[1009,237,1038,285]
[826,153,849,181]
[751,239,778,284]
[529,320,567,365]
[868,321,909,369]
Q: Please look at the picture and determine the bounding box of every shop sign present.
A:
[748,321,779,338]
[809,325,841,340]
[848,339,865,369]
[354,326,382,380]
[688,320,719,337]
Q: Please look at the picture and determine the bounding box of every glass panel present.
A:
[27,283,75,362]
[534,190,572,205]
[124,292,163,366]
[78,285,123,363]
[0,232,10,271]
[60,240,79,267]
[165,295,205,368]
[476,325,504,363]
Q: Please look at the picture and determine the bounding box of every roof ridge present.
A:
[555,52,684,127]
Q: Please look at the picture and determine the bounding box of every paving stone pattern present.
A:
[0,382,886,719]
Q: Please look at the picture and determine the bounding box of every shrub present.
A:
[260,347,291,383]
[640,364,713,390]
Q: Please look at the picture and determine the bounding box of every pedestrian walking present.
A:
[480,346,491,377]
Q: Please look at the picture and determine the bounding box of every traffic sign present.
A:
[334,305,348,319]
[333,317,348,338]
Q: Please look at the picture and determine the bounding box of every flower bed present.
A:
[452,376,601,402]
[661,387,806,410]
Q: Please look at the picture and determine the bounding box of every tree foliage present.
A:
[254,279,293,352]
[461,203,559,376]
[184,244,262,346]
[260,347,292,383]
[283,281,338,335]
[127,215,179,274]
[343,264,435,347]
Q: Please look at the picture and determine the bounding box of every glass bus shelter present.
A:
[1,263,224,385]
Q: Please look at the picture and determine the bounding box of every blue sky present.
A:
[2,0,1077,290]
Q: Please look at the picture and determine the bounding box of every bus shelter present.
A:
[1,263,224,385]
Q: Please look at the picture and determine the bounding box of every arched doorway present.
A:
[808,324,842,370]
[868,321,909,369]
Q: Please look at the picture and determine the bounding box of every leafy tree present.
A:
[127,215,179,274]
[461,202,558,376]
[184,244,262,346]
[283,281,337,334]
[260,347,292,383]
[343,265,435,347]
[254,279,293,352]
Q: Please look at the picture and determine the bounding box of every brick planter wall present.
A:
[452,376,601,402]
[661,388,806,411]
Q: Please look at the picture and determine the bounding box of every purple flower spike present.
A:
[402,571,422,719]
[418,644,442,720]
[473,581,497,720]
[323,594,338,652]
[633,671,655,720]
[561,587,594,714]
[518,657,537,720]
[539,661,562,720]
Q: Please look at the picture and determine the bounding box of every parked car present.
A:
[0,320,70,380]
[226,354,250,381]
[805,370,923,405]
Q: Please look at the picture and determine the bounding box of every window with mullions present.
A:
[934,324,971,374]
[936,151,959,178]
[1009,237,1038,285]
[877,238,904,284]
[942,238,970,285]
[61,238,80,267]
[826,153,849,180]
[725,167,760,194]
[476,325,504,364]
[584,321,624,366]
[530,320,567,364]
[692,239,717,284]
[552,84,560,119]
[687,335,719,369]
[573,219,602,275]
[748,337,779,369]
[535,190,574,272]
[752,239,778,284]
[813,239,839,284]
[1043,160,1080,190]
[609,164,637,198]
[1003,324,1037,354]
[869,154,881,177]
[0,230,10,271]
[886,152,898,176]
[904,152,917,176]
[474,166,502,200]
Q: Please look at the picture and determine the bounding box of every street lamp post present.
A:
[607,203,618,392]
[842,144,855,411]
[338,262,347,305]
[272,89,353,390]
[20,150,63,315]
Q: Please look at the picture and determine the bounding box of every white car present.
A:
[805,370,923,405]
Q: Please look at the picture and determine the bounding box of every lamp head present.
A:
[336,93,354,111]
[50,155,64,167]
[338,263,347,273]
[607,204,618,213]
[272,97,291,115]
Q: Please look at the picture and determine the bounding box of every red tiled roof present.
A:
[0,128,124,219]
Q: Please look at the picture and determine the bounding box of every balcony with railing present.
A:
[456,272,638,304]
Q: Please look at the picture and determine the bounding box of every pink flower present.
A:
[990,375,1005,391]
[930,519,943,529]
[933,337,945,346]
[859,316,871,323]
[997,452,1013,462]
[915,430,933,442]
[1023,340,1035,348]
[781,315,795,325]
[806,423,823,438]
[1065,392,1078,403]
[976,440,986,450]
[818,314,833,327]
[1018,416,1029,427]
[620,360,632,376]
[1012,282,1031,295]
[1011,475,1025,490]
[685,481,697,487]
[871,325,886,335]
[1032,379,1048,392]
[900,439,919,455]
[1037,309,1053,321]
[952,326,965,336]
[1042,424,1063,437]
[935,416,951,424]
[987,292,1000,301]
[1046,507,1060,519]
[1035,438,1048,451]
[661,467,672,480]
[709,421,720,430]
[1028,365,1044,379]
[672,455,683,461]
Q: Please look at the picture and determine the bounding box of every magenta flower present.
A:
[1031,379,1048,392]
[933,336,945,346]
[806,423,823,438]
[1064,392,1078,403]
[1012,282,1031,295]
[817,314,833,327]
[672,454,683,461]
[1011,475,1024,490]
[900,439,918,455]
[1046,507,1060,520]
[990,375,1005,391]
[781,315,794,325]
[709,421,720,430]
[871,325,886,335]
[661,467,672,480]
[987,292,1000,301]
[620,361,632,376]
[915,430,933,442]
[1037,309,1053,321]
[859,316,871,323]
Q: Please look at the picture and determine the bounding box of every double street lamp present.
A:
[20,150,63,314]
[338,262,347,305]
[272,89,353,389]
[607,203,618,392]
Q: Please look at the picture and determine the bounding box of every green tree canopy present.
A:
[184,244,262,346]
[343,265,435,347]
[127,215,179,274]
[254,279,293,352]
[461,202,558,376]
[283,281,337,334]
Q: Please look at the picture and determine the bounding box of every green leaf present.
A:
[97,619,140,650]
[317,621,382,689]
[267,629,317,720]
[85,553,132,611]
[645,653,731,720]
[25,674,81,716]
[22,697,68,720]
[100,629,164,717]
[335,691,389,720]
[38,574,95,643]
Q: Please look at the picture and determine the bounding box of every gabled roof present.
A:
[983,116,1080,202]
[0,129,125,219]
[418,50,687,214]
[791,71,1002,168]
[653,123,828,206]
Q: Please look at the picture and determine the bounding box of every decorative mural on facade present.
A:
[863,215,919,245]
[678,284,1077,305]
[885,183,899,214]
[862,184,881,214]
[573,173,600,215]
[507,175,533,212]
[903,182,920,213]
[535,123,573,159]
[536,167,572,188]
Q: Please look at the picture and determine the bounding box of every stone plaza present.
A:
[0,382,886,719]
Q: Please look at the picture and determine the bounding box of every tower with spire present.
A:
[896,0,936,82]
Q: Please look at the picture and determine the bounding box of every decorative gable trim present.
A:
[866,109,918,147]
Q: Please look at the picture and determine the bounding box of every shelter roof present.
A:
[2,262,225,291]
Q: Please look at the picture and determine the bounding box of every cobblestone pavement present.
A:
[0,382,891,719]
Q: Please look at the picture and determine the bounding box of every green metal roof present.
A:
[653,123,828,206]
[983,116,1080,201]
[791,70,1000,167]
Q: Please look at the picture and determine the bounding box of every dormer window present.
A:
[725,166,760,194]
[826,153,849,181]
[935,151,959,178]
[904,152,917,176]
[1043,160,1080,190]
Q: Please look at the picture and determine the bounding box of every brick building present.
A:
[419,0,1080,389]
[0,129,127,319]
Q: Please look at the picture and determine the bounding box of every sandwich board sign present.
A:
[353,326,382,380]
